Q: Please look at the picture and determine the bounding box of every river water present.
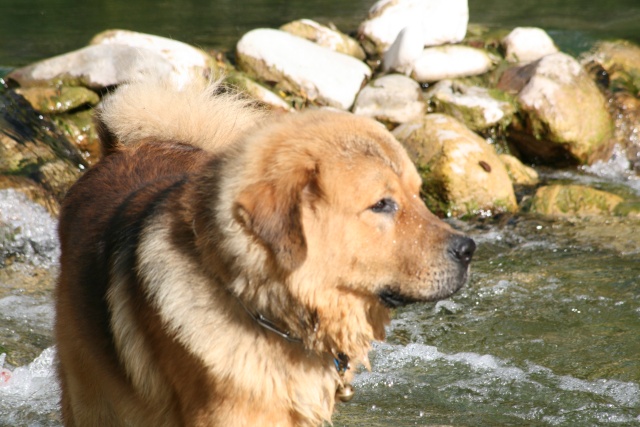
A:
[1,1,640,426]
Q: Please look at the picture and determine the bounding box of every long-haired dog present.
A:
[55,78,475,426]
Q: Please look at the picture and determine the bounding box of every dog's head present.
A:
[224,110,475,359]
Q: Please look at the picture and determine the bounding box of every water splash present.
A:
[0,189,59,268]
[0,347,60,426]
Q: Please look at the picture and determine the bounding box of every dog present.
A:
[55,78,475,426]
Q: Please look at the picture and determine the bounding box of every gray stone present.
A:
[352,74,425,124]
[426,80,514,131]
[498,52,614,165]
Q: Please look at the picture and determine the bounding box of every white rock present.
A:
[353,74,425,124]
[502,27,559,63]
[359,0,469,55]
[8,44,174,89]
[236,29,371,110]
[90,29,215,87]
[412,45,493,83]
[383,24,424,74]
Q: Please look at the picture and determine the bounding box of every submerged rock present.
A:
[280,19,365,60]
[352,74,425,124]
[393,113,517,217]
[358,0,469,56]
[530,184,623,217]
[499,52,614,165]
[236,28,371,110]
[411,45,493,83]
[501,27,559,63]
[426,80,514,131]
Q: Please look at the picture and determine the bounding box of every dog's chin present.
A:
[377,289,419,309]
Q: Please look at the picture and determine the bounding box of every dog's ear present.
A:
[234,167,317,272]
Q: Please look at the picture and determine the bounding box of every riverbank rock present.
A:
[426,80,514,131]
[530,184,623,217]
[280,19,365,60]
[498,52,614,165]
[358,0,469,56]
[6,44,174,89]
[236,29,371,110]
[352,74,425,124]
[581,40,640,94]
[89,29,216,86]
[412,45,493,83]
[393,113,517,216]
[7,31,215,89]
[502,27,559,63]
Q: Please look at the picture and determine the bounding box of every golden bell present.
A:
[336,383,355,402]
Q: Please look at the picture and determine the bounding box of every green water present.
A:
[334,215,640,426]
[1,0,640,67]
[1,1,640,425]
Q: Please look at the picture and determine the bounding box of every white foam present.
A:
[0,189,60,267]
[355,341,640,423]
[0,347,60,425]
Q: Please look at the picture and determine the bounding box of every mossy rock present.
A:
[394,113,517,217]
[14,86,99,114]
[530,184,623,218]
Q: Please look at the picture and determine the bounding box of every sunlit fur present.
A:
[55,79,472,426]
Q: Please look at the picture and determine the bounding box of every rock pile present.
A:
[2,0,639,219]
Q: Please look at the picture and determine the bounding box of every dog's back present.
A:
[55,79,259,425]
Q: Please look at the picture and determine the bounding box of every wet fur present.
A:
[55,78,472,426]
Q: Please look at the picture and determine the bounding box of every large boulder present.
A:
[411,45,493,83]
[280,19,366,60]
[393,113,517,217]
[530,185,623,218]
[236,29,371,110]
[358,0,468,56]
[498,52,614,165]
[425,80,515,132]
[501,27,559,63]
[352,74,426,125]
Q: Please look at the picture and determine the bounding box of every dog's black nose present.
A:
[448,235,476,267]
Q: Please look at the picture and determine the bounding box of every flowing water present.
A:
[1,1,640,426]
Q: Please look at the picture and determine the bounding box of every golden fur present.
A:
[55,78,474,426]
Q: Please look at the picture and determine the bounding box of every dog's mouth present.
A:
[377,289,418,309]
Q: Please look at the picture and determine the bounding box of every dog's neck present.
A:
[234,293,355,402]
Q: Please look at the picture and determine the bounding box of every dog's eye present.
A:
[370,198,398,214]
